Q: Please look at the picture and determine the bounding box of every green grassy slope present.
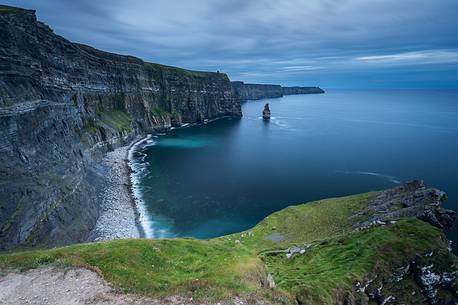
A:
[0,238,265,300]
[1,191,456,304]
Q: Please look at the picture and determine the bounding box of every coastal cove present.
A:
[2,3,458,304]
[129,89,458,250]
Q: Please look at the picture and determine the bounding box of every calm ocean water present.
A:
[131,89,458,250]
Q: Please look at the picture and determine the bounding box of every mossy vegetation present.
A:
[151,106,170,119]
[171,110,182,123]
[145,62,219,78]
[1,191,456,304]
[92,107,132,133]
[98,110,132,133]
[0,5,21,13]
[150,106,183,125]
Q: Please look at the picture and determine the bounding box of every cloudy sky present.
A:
[5,0,458,88]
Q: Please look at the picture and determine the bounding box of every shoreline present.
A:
[88,137,149,241]
[91,116,240,241]
[126,135,153,239]
[125,117,240,239]
[125,137,147,239]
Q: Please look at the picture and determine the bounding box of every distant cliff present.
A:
[281,86,324,95]
[0,6,241,250]
[231,81,283,100]
[231,81,324,100]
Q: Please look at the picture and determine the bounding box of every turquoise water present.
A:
[131,89,458,249]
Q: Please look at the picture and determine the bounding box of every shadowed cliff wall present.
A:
[0,6,241,250]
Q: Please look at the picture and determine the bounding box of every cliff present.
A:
[231,81,324,100]
[0,6,241,250]
[281,86,325,95]
[1,182,456,304]
[231,81,283,100]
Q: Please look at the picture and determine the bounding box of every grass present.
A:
[145,63,220,78]
[0,5,21,13]
[262,219,450,305]
[79,109,131,147]
[151,106,170,119]
[0,191,456,304]
[98,110,132,133]
[0,238,265,300]
[221,192,377,252]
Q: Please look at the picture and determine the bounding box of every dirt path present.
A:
[0,267,181,305]
[0,267,271,305]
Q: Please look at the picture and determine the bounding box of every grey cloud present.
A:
[3,0,458,87]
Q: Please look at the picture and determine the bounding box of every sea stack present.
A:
[263,103,271,120]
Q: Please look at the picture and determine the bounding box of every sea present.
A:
[129,89,458,250]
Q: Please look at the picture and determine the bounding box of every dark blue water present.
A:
[132,89,458,249]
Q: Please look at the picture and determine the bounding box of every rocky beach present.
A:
[88,143,144,241]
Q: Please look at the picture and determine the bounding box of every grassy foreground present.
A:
[1,192,456,304]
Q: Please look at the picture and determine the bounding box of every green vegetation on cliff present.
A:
[261,219,453,304]
[0,5,21,13]
[145,62,221,78]
[1,190,457,304]
[151,106,170,119]
[98,110,132,133]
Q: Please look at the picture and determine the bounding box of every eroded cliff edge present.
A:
[0,6,241,250]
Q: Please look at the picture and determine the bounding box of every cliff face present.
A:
[231,81,324,100]
[231,81,283,100]
[0,6,241,250]
[281,86,324,95]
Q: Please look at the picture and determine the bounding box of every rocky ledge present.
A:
[352,180,456,231]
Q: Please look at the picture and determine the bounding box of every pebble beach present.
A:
[89,145,144,241]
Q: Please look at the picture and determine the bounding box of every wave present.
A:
[254,116,296,131]
[127,136,154,238]
[335,170,401,184]
[339,118,458,133]
[128,135,180,239]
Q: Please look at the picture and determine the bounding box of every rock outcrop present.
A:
[262,103,271,120]
[0,5,241,250]
[352,180,456,232]
[231,81,324,100]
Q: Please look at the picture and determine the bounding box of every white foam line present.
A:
[127,135,155,238]
[339,118,458,132]
[336,170,401,184]
[126,117,236,238]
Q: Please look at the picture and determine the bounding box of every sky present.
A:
[4,0,458,88]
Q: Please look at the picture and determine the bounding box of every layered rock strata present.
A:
[0,5,241,250]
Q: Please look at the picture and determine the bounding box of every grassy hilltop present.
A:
[1,190,457,304]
